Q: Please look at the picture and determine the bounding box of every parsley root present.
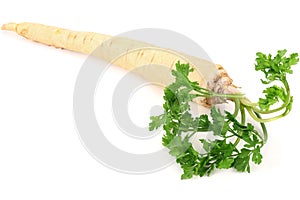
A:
[2,22,298,179]
[2,22,111,54]
[2,22,239,106]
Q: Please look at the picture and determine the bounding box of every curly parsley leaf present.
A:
[233,148,251,173]
[255,49,298,83]
[210,107,229,136]
[149,114,165,131]
[255,50,298,112]
[252,147,263,165]
[218,157,235,169]
[167,135,191,157]
[258,85,287,111]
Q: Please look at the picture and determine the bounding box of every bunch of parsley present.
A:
[149,50,298,179]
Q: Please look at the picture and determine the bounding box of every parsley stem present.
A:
[251,77,291,114]
[194,87,244,99]
[209,92,244,99]
[241,77,292,123]
[252,100,289,114]
[225,134,236,138]
[245,106,291,123]
[254,112,268,144]
[233,105,245,146]
[240,105,246,125]
[240,98,259,107]
[233,98,240,118]
[233,137,240,147]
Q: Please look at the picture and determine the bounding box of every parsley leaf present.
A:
[258,85,287,111]
[167,135,191,157]
[149,114,165,131]
[210,107,229,136]
[233,148,251,173]
[252,147,263,164]
[255,50,298,112]
[218,157,235,169]
[255,49,298,83]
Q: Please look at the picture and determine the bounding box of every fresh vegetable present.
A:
[149,50,298,179]
[3,22,297,178]
[2,22,238,107]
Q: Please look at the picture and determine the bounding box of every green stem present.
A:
[245,106,289,123]
[187,131,197,139]
[240,98,259,107]
[233,98,240,118]
[254,112,268,144]
[245,77,291,115]
[209,92,244,99]
[194,87,244,99]
[233,105,245,146]
[240,105,246,125]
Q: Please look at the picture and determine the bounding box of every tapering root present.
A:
[1,23,17,31]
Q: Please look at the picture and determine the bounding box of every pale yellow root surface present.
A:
[2,22,112,54]
[2,22,235,106]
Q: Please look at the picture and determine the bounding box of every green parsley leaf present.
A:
[167,135,191,157]
[217,157,234,169]
[255,49,298,83]
[255,50,298,112]
[210,107,229,136]
[233,148,251,173]
[149,114,165,131]
[252,147,263,164]
[258,85,287,111]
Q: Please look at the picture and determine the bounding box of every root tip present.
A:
[1,23,17,31]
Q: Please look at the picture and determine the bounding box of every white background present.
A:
[1,0,300,199]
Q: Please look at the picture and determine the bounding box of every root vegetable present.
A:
[2,22,298,179]
[2,22,238,106]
